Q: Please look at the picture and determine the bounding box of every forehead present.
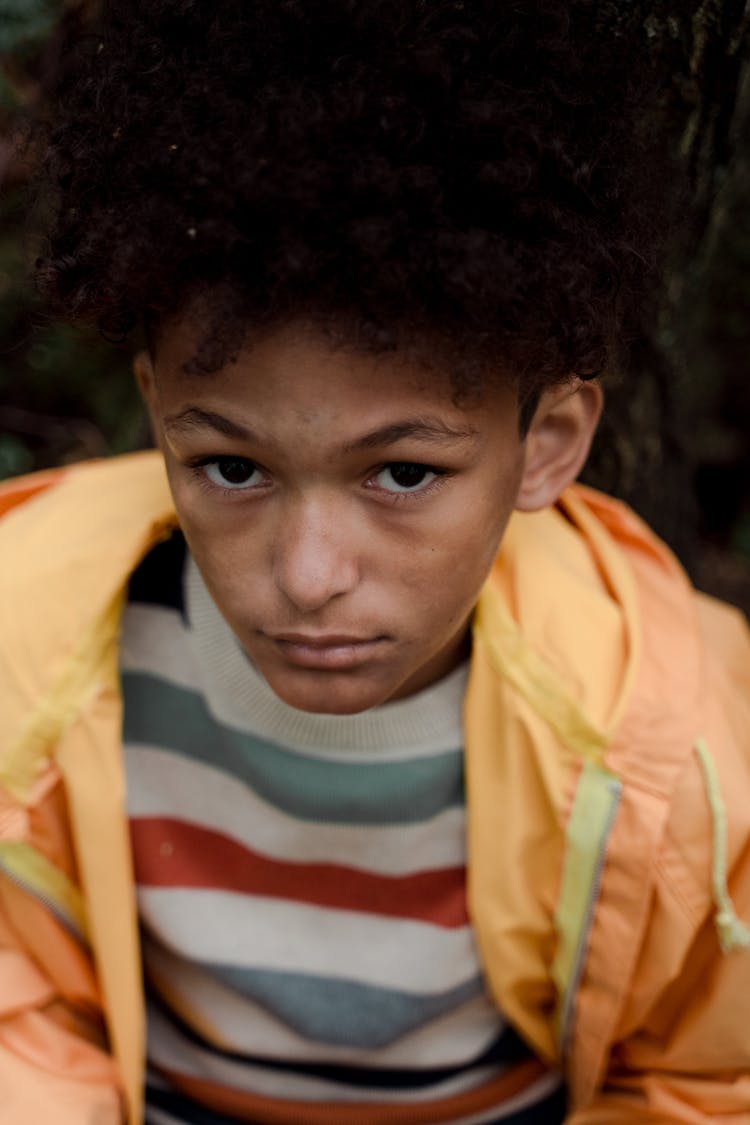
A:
[150,315,519,420]
[154,314,443,389]
[151,316,518,431]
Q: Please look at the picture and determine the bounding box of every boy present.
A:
[1,2,749,1123]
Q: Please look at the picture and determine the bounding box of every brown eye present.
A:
[204,458,261,489]
[376,462,437,492]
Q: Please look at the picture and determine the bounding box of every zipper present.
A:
[0,843,88,946]
[555,765,625,1053]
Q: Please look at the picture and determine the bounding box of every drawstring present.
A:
[694,737,750,954]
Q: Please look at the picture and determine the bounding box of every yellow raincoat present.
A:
[1,452,749,1123]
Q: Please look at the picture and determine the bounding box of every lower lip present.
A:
[270,637,386,671]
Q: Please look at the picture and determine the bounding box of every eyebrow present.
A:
[343,419,477,452]
[164,406,477,450]
[164,407,253,440]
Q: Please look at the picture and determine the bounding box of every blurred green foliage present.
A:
[0,189,146,475]
[0,0,748,610]
[0,0,149,470]
[0,0,58,59]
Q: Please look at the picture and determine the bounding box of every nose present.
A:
[273,495,359,613]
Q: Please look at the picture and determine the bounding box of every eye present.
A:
[202,457,263,490]
[373,462,438,493]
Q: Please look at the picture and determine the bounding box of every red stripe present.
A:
[130,817,468,928]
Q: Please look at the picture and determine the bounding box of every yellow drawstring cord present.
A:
[694,737,750,954]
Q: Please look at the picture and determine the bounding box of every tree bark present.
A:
[583,0,750,607]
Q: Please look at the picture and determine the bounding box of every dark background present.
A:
[0,0,748,612]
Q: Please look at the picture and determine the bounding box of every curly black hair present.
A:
[33,0,667,413]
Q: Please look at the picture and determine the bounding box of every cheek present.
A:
[397,523,501,621]
[441,491,513,565]
[166,467,257,560]
[174,506,267,621]
[425,512,512,613]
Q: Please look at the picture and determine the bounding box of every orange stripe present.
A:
[157,1057,548,1124]
[131,817,468,928]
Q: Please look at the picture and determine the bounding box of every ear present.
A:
[133,350,163,449]
[516,379,603,512]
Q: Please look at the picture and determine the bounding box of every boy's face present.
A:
[141,322,529,714]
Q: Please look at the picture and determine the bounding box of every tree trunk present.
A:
[583,0,750,609]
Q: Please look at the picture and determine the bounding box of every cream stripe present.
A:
[120,604,201,692]
[139,888,478,992]
[145,936,503,1066]
[148,1003,528,1105]
[126,745,467,875]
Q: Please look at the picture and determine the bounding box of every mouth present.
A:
[264,632,388,671]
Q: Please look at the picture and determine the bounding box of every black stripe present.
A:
[149,986,533,1090]
[146,1084,242,1123]
[128,531,187,614]
[495,1084,567,1124]
[145,1081,567,1124]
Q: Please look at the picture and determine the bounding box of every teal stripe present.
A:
[185,963,483,1048]
[121,672,464,824]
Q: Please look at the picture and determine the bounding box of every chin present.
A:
[264,670,394,715]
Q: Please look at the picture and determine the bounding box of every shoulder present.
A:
[0,449,176,624]
[0,451,175,650]
[0,453,178,788]
[592,493,750,972]
[0,451,174,548]
[0,452,175,597]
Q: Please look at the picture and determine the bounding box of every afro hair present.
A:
[34,0,667,405]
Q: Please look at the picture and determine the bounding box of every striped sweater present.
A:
[120,533,565,1124]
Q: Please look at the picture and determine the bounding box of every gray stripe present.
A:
[121,672,464,824]
[198,962,483,1048]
